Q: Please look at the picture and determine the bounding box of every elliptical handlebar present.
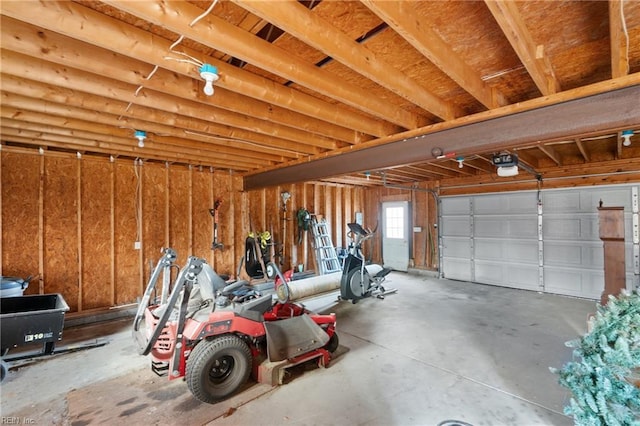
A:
[347,222,375,246]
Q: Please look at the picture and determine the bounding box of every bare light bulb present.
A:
[134,130,146,148]
[621,130,633,147]
[199,64,219,97]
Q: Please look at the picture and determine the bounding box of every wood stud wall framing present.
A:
[0,148,366,313]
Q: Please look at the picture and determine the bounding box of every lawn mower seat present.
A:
[185,262,228,320]
[233,294,273,322]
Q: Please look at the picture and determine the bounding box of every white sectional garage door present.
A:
[441,185,638,299]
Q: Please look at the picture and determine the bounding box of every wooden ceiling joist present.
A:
[1,49,337,153]
[102,0,423,129]
[0,89,292,163]
[575,138,591,162]
[0,110,274,167]
[0,16,361,146]
[484,0,561,96]
[232,0,458,121]
[0,1,396,139]
[538,144,563,166]
[609,0,630,78]
[362,0,507,110]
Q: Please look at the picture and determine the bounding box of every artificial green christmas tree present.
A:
[553,291,640,425]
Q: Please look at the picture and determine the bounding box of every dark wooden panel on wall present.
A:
[80,159,112,310]
[114,161,139,306]
[43,156,79,311]
[168,165,190,266]
[1,151,39,289]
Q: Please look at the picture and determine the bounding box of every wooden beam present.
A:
[233,0,458,120]
[609,0,630,78]
[616,130,624,159]
[0,111,266,169]
[0,105,282,165]
[0,16,360,145]
[103,0,423,129]
[76,155,83,311]
[0,50,336,153]
[0,1,397,138]
[537,144,562,166]
[362,0,507,109]
[0,77,305,160]
[244,84,640,189]
[575,138,591,162]
[511,150,539,169]
[484,0,561,96]
[0,128,256,171]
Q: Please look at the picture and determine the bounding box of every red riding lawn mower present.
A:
[132,248,338,403]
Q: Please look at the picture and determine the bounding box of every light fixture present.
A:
[134,130,147,148]
[199,64,219,96]
[364,171,371,180]
[456,156,464,168]
[621,129,634,147]
[497,165,519,177]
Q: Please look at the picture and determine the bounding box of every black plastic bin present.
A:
[1,294,70,354]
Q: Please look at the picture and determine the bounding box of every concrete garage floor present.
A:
[0,272,595,425]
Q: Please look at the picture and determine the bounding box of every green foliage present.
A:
[552,291,640,425]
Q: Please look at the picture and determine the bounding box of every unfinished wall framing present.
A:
[1,148,366,313]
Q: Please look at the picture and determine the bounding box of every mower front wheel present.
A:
[186,335,252,404]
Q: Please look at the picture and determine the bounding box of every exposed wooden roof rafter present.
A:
[485,0,561,96]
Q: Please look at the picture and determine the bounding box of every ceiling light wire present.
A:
[621,0,630,74]
[190,0,218,27]
[183,130,308,156]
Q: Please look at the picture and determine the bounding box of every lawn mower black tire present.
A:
[186,335,252,404]
[325,332,339,353]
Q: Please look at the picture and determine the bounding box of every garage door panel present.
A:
[475,216,538,238]
[544,267,603,299]
[475,261,539,291]
[543,215,598,241]
[443,237,471,258]
[473,193,537,214]
[441,197,470,215]
[442,185,635,299]
[441,216,470,237]
[475,238,538,263]
[544,241,603,268]
[544,189,631,213]
[442,258,471,281]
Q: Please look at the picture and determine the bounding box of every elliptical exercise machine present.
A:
[340,223,395,303]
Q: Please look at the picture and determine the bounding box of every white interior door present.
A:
[382,201,409,271]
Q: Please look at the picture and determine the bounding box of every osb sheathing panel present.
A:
[142,164,166,286]
[114,162,138,306]
[292,182,307,269]
[231,175,246,279]
[242,183,366,273]
[43,156,79,311]
[191,169,213,265]
[212,170,234,276]
[80,159,112,310]
[1,151,39,289]
[168,166,190,266]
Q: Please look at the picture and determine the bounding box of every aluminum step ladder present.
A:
[310,215,342,275]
